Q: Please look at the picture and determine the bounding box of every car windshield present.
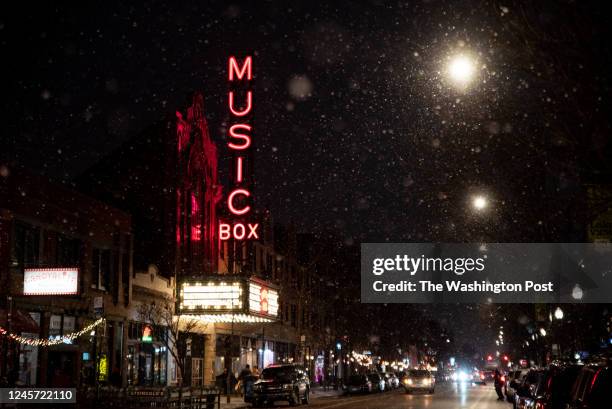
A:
[409,370,430,377]
[261,367,294,381]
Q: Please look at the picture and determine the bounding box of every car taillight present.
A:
[480,374,485,380]
[500,376,505,383]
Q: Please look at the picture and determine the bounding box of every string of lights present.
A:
[0,318,105,347]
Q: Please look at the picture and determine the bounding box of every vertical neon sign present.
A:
[220,56,259,240]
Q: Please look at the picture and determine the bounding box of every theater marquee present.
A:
[179,276,279,323]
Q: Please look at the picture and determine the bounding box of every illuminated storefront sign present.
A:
[220,56,260,241]
[179,277,278,322]
[23,268,79,295]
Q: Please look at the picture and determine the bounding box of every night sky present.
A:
[2,0,611,246]
[3,0,612,363]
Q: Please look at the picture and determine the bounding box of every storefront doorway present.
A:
[47,351,77,387]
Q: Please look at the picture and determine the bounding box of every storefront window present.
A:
[17,312,40,386]
[191,358,203,386]
[126,321,168,386]
[127,345,136,385]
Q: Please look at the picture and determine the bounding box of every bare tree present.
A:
[137,296,208,387]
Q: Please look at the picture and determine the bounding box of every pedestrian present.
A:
[237,364,252,396]
[238,364,252,382]
[493,369,505,401]
[216,368,228,394]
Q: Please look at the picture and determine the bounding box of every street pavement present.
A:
[223,382,509,409]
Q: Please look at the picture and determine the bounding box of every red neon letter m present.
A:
[228,56,252,81]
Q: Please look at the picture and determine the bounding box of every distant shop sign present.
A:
[23,267,79,295]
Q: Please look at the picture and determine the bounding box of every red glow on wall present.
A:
[175,93,223,274]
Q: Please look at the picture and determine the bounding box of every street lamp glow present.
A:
[539,328,547,337]
[472,195,488,211]
[554,307,564,320]
[448,55,476,85]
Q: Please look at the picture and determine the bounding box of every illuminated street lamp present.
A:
[472,195,488,211]
[554,307,564,320]
[539,328,547,337]
[447,54,476,87]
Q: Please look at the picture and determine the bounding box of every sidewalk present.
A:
[219,386,343,409]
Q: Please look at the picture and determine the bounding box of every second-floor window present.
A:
[55,234,80,266]
[11,221,40,268]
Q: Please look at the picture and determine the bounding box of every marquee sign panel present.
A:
[179,276,279,322]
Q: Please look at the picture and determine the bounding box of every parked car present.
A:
[512,365,581,409]
[566,363,610,409]
[366,372,386,392]
[513,369,542,409]
[505,369,528,402]
[342,374,372,395]
[402,369,435,394]
[383,372,400,389]
[252,364,310,407]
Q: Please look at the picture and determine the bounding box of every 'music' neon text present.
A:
[220,56,259,241]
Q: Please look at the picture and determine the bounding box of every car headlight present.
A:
[423,378,431,385]
[406,379,413,385]
[283,384,293,390]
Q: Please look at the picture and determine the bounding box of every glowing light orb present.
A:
[448,55,476,85]
[472,195,488,210]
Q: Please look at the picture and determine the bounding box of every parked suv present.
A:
[512,365,581,409]
[566,363,610,409]
[252,364,310,407]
